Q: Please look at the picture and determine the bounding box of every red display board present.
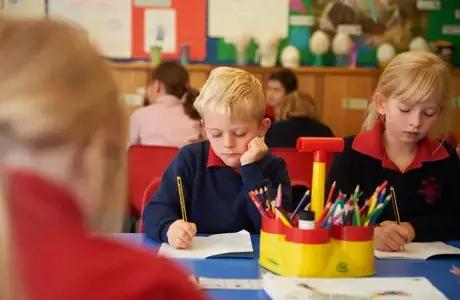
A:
[131,0,206,61]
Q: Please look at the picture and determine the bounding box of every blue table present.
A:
[110,234,460,299]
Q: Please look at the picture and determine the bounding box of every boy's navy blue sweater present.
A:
[327,120,460,242]
[143,141,292,243]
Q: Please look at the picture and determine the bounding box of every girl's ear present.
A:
[374,93,388,116]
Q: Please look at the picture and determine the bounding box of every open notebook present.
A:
[375,242,460,260]
[262,273,448,300]
[157,230,253,259]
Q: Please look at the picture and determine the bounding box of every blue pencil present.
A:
[321,197,344,228]
[290,190,310,221]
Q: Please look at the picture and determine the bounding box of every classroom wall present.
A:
[3,1,460,66]
[112,63,460,141]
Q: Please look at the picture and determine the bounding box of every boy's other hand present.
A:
[374,221,414,252]
[167,220,197,249]
[240,137,268,166]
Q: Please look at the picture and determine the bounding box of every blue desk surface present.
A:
[109,234,460,300]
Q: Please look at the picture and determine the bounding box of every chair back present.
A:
[128,145,178,214]
[270,148,334,189]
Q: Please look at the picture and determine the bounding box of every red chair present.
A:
[138,177,162,233]
[270,148,334,189]
[128,145,178,215]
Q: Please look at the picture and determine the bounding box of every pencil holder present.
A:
[282,226,332,277]
[259,216,286,274]
[328,225,375,277]
[259,223,375,278]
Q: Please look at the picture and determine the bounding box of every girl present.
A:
[129,61,203,147]
[327,51,460,252]
[265,69,334,148]
[0,18,206,300]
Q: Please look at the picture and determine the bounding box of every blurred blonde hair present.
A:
[363,51,452,134]
[194,67,265,121]
[276,91,318,121]
[0,18,126,299]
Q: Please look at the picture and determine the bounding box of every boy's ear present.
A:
[374,93,388,115]
[200,119,205,128]
[258,118,271,137]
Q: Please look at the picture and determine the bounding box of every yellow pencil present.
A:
[390,187,404,251]
[176,176,188,222]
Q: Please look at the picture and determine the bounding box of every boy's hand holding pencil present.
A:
[167,220,197,249]
[167,176,197,249]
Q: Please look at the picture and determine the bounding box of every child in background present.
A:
[266,86,333,148]
[142,67,292,249]
[129,61,202,147]
[327,51,460,252]
[0,18,206,300]
[265,69,333,148]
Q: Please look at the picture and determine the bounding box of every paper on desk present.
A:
[158,230,253,259]
[262,273,448,300]
[375,242,460,260]
[199,277,262,290]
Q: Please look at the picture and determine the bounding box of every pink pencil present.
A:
[275,184,282,219]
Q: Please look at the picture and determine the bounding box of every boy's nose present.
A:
[224,135,235,148]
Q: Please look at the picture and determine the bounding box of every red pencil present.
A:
[326,181,336,205]
[248,192,269,217]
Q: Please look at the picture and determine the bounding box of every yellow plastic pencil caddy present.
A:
[259,215,375,278]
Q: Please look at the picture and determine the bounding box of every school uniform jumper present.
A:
[143,140,292,243]
[266,116,335,148]
[327,120,460,242]
[10,170,207,300]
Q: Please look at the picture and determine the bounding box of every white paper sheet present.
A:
[207,0,289,39]
[143,8,176,54]
[199,277,262,290]
[263,273,448,300]
[48,0,132,58]
[375,242,460,260]
[158,230,253,259]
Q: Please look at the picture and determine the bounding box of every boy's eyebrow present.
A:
[207,127,249,131]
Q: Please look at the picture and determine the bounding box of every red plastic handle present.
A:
[296,137,344,153]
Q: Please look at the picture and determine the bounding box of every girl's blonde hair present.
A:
[0,18,126,299]
[363,51,451,132]
[275,91,318,121]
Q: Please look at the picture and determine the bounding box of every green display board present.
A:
[427,1,460,65]
[215,0,460,66]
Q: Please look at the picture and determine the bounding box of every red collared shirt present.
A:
[9,170,208,300]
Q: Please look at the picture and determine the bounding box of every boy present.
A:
[142,67,292,248]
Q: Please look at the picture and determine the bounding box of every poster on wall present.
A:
[48,0,132,58]
[144,9,176,53]
[1,0,45,17]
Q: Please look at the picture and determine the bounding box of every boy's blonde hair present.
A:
[363,51,451,132]
[0,18,126,299]
[276,91,318,121]
[194,67,265,121]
